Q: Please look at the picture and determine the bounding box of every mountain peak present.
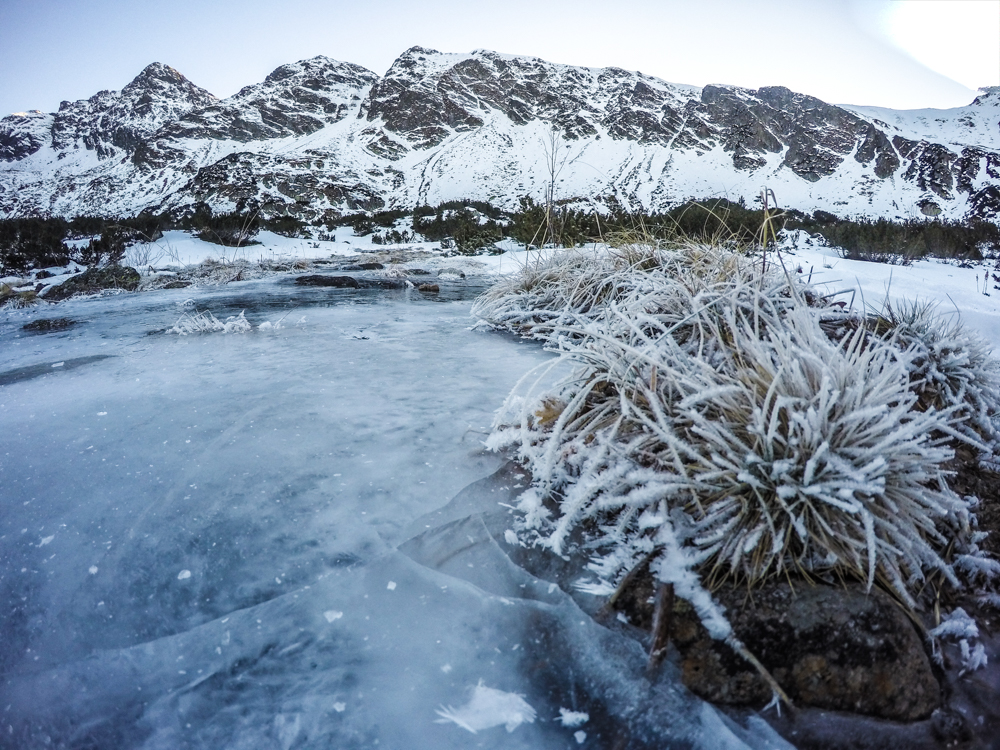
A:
[262,56,377,86]
[973,86,1000,107]
[126,63,190,91]
[401,46,441,57]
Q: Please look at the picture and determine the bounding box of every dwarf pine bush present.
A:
[481,243,998,635]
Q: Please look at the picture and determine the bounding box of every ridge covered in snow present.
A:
[2,47,999,223]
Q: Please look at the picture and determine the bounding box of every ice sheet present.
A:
[0,275,793,748]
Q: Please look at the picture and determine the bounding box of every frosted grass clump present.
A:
[472,250,614,335]
[168,309,251,335]
[492,301,964,606]
[481,244,997,632]
[874,299,1000,448]
[473,243,815,359]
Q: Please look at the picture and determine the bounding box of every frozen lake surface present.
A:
[0,275,791,749]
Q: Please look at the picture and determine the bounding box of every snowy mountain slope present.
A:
[1,47,999,223]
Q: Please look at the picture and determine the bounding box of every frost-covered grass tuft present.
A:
[0,284,40,309]
[481,243,999,634]
[872,298,1000,448]
[168,310,251,335]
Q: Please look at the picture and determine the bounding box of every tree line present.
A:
[3,198,998,273]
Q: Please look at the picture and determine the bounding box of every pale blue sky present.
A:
[0,0,996,117]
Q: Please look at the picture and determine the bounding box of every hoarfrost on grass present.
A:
[930,607,989,674]
[478,243,1000,657]
[168,309,252,335]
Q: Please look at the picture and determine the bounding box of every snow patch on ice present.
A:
[435,681,537,733]
[558,708,589,727]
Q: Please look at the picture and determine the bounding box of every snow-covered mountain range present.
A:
[2,46,999,223]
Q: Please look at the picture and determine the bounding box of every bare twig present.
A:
[646,583,674,675]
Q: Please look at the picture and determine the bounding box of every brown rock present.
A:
[417,283,439,293]
[616,575,940,722]
[45,265,141,300]
[671,582,940,721]
[294,274,359,288]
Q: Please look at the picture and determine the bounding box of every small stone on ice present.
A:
[324,610,343,622]
[387,581,396,590]
[575,730,587,744]
[88,566,98,575]
[177,569,192,580]
[333,702,346,713]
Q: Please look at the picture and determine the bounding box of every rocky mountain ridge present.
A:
[2,46,999,223]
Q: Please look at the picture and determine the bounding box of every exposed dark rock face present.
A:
[152,57,376,146]
[0,111,53,162]
[164,152,386,217]
[855,124,900,178]
[969,185,1000,221]
[365,48,486,149]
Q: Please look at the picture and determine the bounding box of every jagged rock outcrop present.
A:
[152,57,377,146]
[49,63,217,159]
[2,48,999,223]
[0,110,53,162]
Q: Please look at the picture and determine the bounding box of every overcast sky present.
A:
[0,0,997,117]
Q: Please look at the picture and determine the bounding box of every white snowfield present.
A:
[0,236,998,749]
[779,230,1000,344]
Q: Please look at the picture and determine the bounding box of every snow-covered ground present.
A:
[779,230,1000,344]
[3,234,1000,748]
[123,229,546,274]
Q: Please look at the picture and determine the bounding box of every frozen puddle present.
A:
[0,277,789,748]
